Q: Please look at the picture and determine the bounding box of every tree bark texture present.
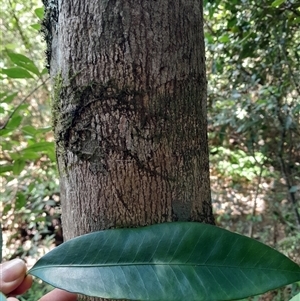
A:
[46,0,214,299]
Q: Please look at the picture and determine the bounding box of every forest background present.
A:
[0,0,299,300]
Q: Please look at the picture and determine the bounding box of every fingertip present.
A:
[0,259,27,294]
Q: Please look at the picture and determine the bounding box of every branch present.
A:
[0,77,50,130]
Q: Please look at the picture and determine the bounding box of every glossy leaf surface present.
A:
[29,222,300,301]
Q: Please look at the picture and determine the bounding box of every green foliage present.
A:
[0,0,59,261]
[1,0,299,300]
[205,0,300,232]
[271,0,286,7]
[29,223,300,301]
[210,147,267,181]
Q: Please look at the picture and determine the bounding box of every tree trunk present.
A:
[45,0,214,300]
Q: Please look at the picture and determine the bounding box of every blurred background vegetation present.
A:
[0,0,299,300]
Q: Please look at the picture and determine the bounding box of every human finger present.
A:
[7,274,32,296]
[0,259,27,295]
[38,288,77,301]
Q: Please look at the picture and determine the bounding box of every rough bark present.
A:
[46,0,214,300]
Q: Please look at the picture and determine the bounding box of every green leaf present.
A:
[41,67,48,75]
[1,67,33,79]
[219,34,230,43]
[0,92,18,104]
[7,52,40,76]
[24,141,54,153]
[22,125,38,136]
[4,115,22,131]
[22,126,52,137]
[30,23,41,31]
[21,151,40,160]
[289,292,300,301]
[0,165,13,174]
[271,0,286,7]
[15,193,26,209]
[35,126,53,134]
[47,148,56,162]
[13,159,26,175]
[29,222,300,301]
[34,7,44,20]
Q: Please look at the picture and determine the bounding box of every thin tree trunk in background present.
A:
[46,0,214,299]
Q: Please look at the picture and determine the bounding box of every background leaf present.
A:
[24,141,54,153]
[29,222,300,301]
[271,0,286,7]
[2,115,22,131]
[0,92,18,104]
[1,67,33,79]
[0,165,13,174]
[34,7,44,20]
[7,52,40,75]
[13,159,26,175]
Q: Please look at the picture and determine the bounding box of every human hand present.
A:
[0,259,77,301]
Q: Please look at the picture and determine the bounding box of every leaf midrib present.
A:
[30,262,300,272]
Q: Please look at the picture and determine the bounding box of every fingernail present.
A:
[2,259,25,282]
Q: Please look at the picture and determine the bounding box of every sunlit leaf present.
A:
[41,68,48,75]
[29,222,300,301]
[22,125,52,137]
[271,0,286,7]
[292,17,300,24]
[22,125,38,136]
[0,92,18,104]
[219,35,230,43]
[34,7,44,20]
[36,126,53,134]
[3,115,22,131]
[7,52,40,76]
[0,165,13,174]
[1,67,33,79]
[21,151,40,160]
[204,33,214,44]
[24,141,54,153]
[30,23,41,31]
[47,148,56,162]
